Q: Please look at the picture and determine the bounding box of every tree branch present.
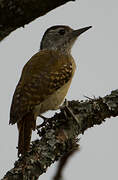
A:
[53,147,79,180]
[2,89,118,180]
[0,0,75,41]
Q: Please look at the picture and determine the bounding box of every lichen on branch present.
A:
[2,89,118,180]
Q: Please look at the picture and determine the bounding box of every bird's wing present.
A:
[9,50,73,124]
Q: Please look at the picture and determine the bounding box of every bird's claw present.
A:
[36,114,49,129]
[60,99,79,124]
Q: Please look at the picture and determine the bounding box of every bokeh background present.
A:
[0,0,118,179]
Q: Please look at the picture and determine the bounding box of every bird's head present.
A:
[40,25,92,54]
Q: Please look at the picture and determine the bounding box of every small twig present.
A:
[53,142,79,180]
[83,95,93,100]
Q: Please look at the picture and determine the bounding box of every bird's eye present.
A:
[58,29,65,35]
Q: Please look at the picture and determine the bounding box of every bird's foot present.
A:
[36,114,49,129]
[60,99,79,123]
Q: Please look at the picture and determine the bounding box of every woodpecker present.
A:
[9,25,92,156]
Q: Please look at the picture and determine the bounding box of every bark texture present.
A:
[2,89,118,180]
[0,0,75,41]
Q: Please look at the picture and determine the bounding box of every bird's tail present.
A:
[17,112,36,156]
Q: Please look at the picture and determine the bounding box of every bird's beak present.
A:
[72,26,92,37]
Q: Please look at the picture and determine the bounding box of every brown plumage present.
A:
[17,112,35,155]
[10,50,75,156]
[9,25,92,156]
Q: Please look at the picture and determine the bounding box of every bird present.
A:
[9,25,92,156]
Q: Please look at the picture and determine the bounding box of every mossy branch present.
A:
[2,89,118,180]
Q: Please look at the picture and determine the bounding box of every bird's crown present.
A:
[40,25,92,53]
